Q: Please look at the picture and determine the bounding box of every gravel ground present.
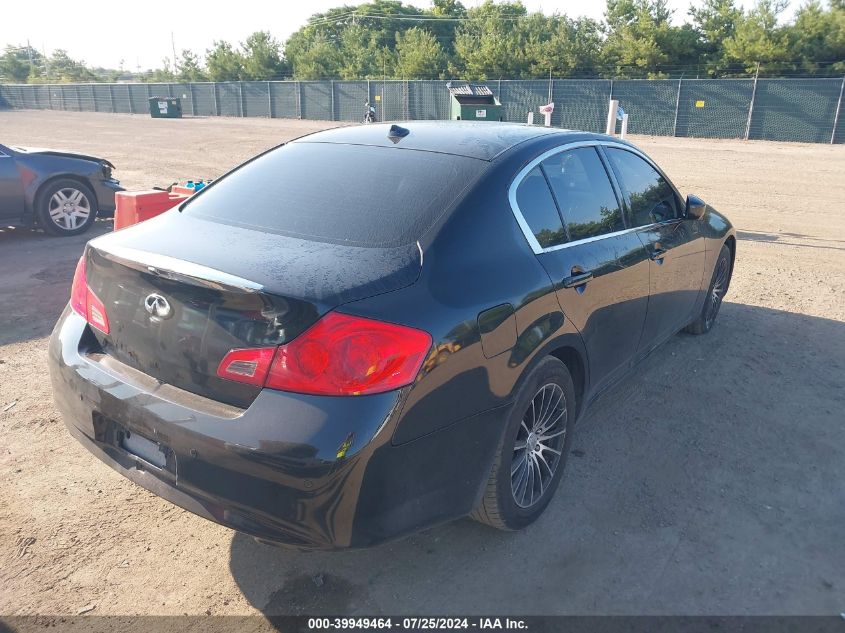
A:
[1,111,844,619]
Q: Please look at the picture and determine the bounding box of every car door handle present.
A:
[650,248,667,261]
[562,271,593,289]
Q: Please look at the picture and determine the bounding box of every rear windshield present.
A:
[183,142,485,248]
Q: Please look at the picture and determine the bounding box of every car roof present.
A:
[291,121,607,161]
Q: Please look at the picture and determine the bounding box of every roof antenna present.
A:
[387,124,410,143]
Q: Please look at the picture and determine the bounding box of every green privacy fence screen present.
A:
[1,77,843,144]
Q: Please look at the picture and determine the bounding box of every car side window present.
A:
[541,147,624,242]
[514,166,567,249]
[606,148,681,227]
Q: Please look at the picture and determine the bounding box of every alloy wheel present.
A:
[511,383,567,508]
[705,256,729,327]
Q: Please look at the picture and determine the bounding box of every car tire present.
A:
[36,178,98,237]
[471,356,576,531]
[685,244,732,335]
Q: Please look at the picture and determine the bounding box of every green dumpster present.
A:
[148,97,182,119]
[447,83,502,121]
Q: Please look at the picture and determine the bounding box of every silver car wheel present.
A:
[511,383,567,508]
[48,188,92,231]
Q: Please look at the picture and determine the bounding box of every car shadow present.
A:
[0,220,112,346]
[737,229,845,251]
[227,301,845,617]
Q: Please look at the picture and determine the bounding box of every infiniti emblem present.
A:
[144,293,173,320]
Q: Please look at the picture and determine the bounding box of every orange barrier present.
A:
[169,185,198,196]
[113,190,191,230]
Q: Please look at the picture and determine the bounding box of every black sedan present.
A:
[0,142,123,236]
[48,122,735,549]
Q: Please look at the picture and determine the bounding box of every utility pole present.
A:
[171,31,178,74]
[42,44,49,80]
[26,39,34,77]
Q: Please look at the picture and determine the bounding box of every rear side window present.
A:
[542,147,624,242]
[606,148,681,226]
[514,166,567,249]
[183,142,484,248]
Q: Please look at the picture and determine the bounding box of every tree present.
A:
[205,41,244,81]
[4,0,840,85]
[143,58,177,82]
[178,49,207,82]
[285,0,450,79]
[285,32,343,79]
[601,0,700,77]
[242,31,288,80]
[0,45,36,82]
[524,15,603,78]
[337,24,385,78]
[428,0,466,57]
[786,1,845,74]
[395,27,446,78]
[43,49,99,82]
[722,0,790,74]
[453,1,530,79]
[689,0,742,75]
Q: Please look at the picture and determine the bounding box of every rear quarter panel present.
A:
[339,151,588,446]
[701,205,737,279]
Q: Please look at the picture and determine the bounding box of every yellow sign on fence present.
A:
[695,100,705,108]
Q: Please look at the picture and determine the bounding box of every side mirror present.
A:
[686,194,706,220]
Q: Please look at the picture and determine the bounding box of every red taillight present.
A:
[216,312,432,396]
[216,347,275,387]
[69,255,110,334]
[70,256,87,317]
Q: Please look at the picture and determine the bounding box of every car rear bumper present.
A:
[48,308,505,549]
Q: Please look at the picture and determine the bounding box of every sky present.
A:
[2,0,793,71]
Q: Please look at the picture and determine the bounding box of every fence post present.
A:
[127,85,133,114]
[831,75,845,145]
[672,77,682,137]
[744,62,760,141]
[267,81,273,118]
[405,79,410,120]
[297,81,303,119]
[330,80,335,120]
[108,83,115,113]
[189,83,196,116]
[213,83,219,116]
[91,84,97,112]
[609,78,614,100]
[75,85,82,111]
[239,81,245,117]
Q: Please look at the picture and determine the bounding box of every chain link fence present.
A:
[1,77,844,144]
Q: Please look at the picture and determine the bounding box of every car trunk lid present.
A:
[83,211,421,408]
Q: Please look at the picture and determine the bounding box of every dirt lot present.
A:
[1,111,844,619]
